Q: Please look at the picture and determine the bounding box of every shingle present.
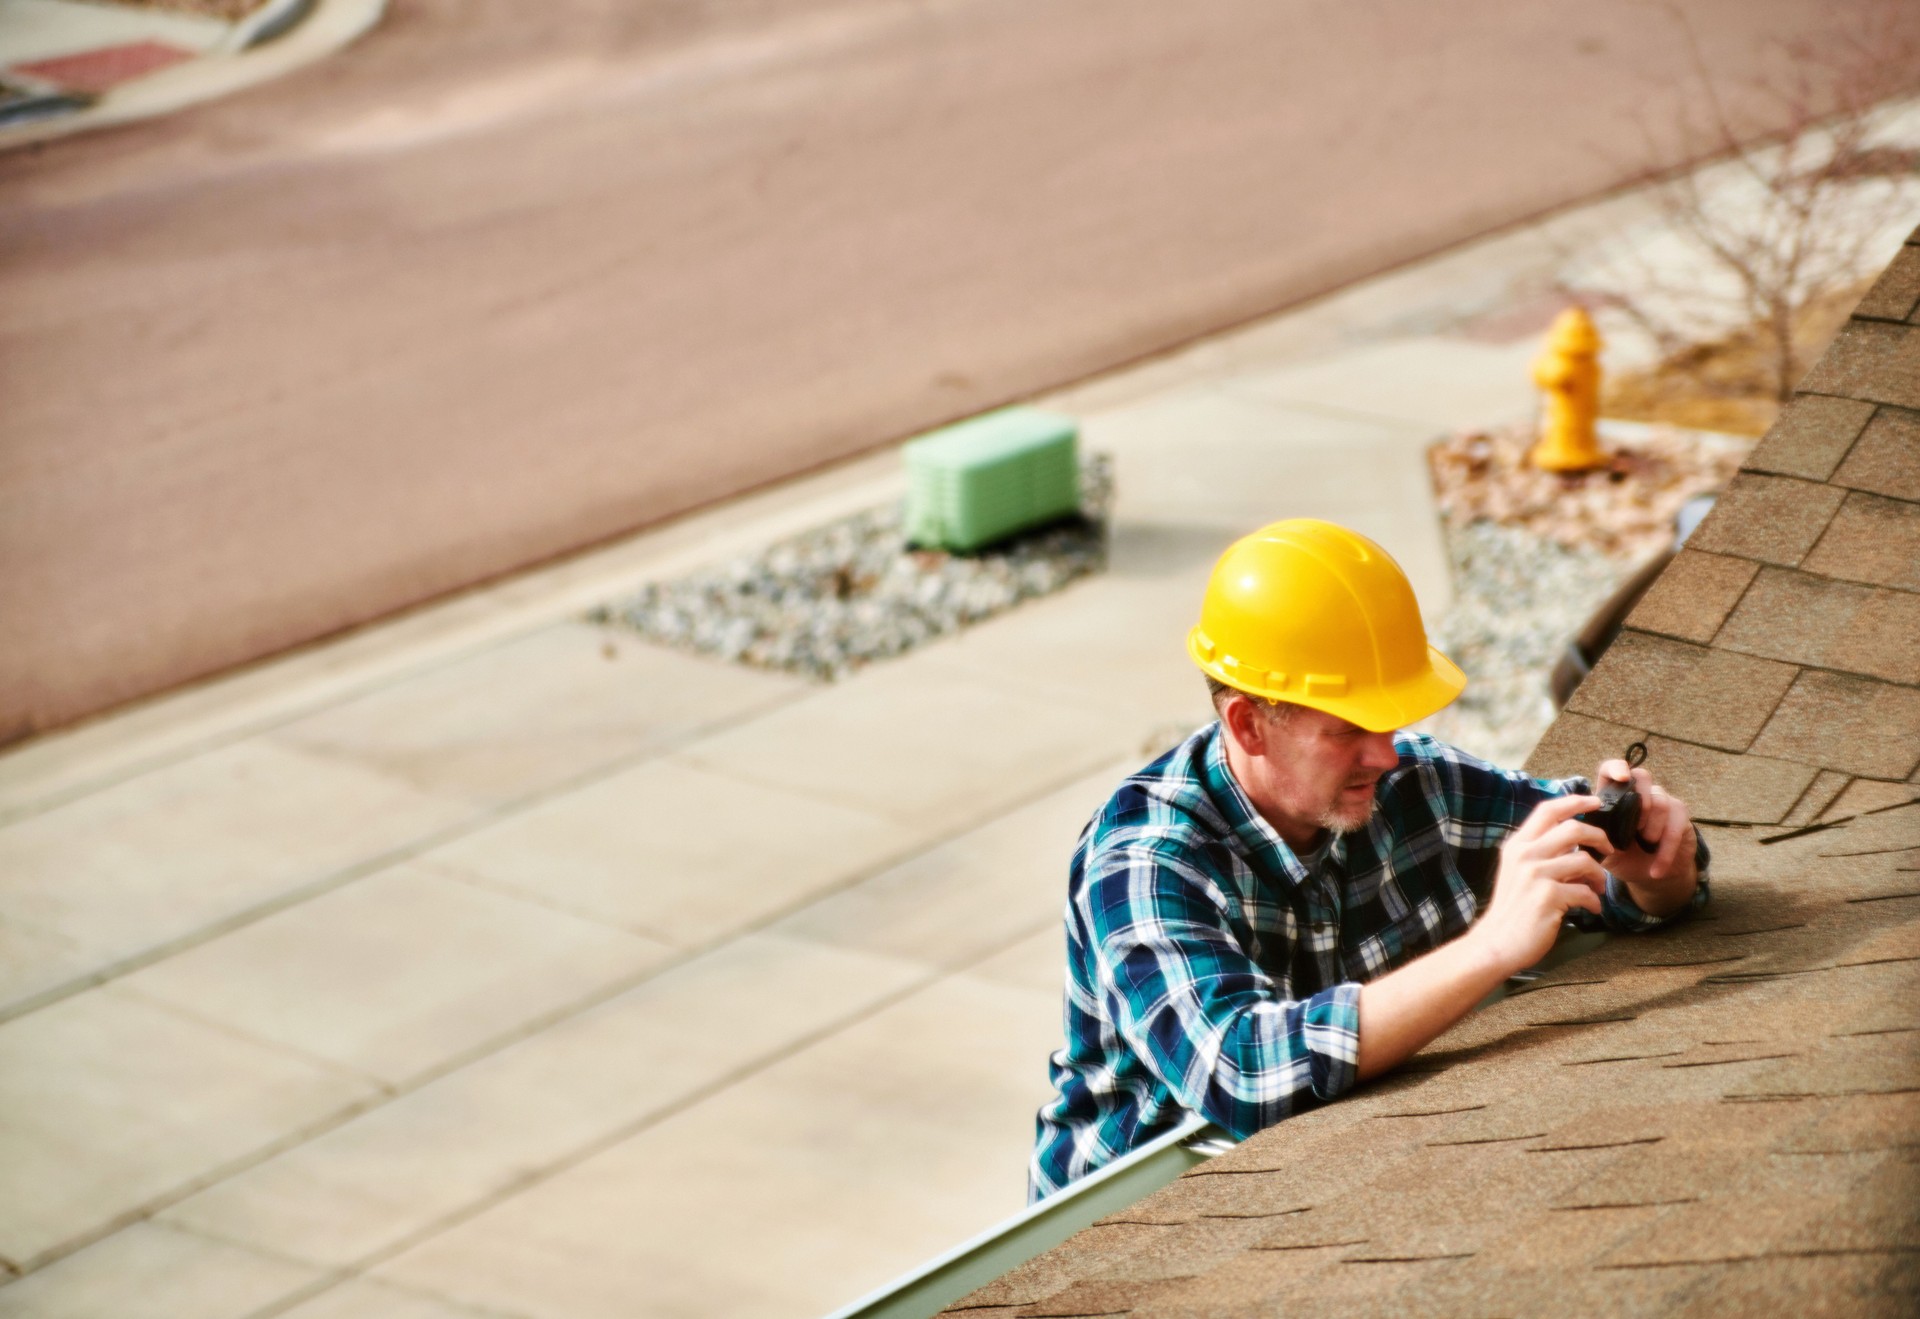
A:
[1623,552,1761,644]
[1593,1195,1807,1268]
[1734,1258,1920,1317]
[1525,712,1648,780]
[1122,1247,1344,1319]
[1498,1199,1678,1276]
[1401,1260,1704,1319]
[1017,1277,1196,1316]
[1832,405,1920,501]
[1730,1012,1920,1099]
[946,1223,1209,1310]
[1802,491,1920,593]
[1822,779,1920,821]
[1567,632,1797,752]
[1782,770,1852,827]
[1687,474,1849,566]
[1550,1142,1727,1208]
[1776,1090,1920,1155]
[1102,1170,1315,1225]
[1750,670,1920,780]
[1639,736,1818,824]
[1799,320,1920,411]
[1716,566,1920,684]
[1853,245,1920,322]
[1336,1221,1490,1261]
[1252,1208,1380,1253]
[1745,395,1878,482]
[1673,1252,1920,1319]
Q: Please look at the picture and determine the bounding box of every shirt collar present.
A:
[1200,722,1326,891]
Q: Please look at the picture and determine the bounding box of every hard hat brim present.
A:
[1334,644,1467,733]
[1192,638,1466,734]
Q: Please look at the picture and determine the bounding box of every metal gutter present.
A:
[823,1114,1231,1319]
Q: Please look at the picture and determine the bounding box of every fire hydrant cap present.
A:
[1186,519,1465,732]
[1547,306,1601,354]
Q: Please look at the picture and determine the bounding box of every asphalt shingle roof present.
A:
[944,225,1920,1317]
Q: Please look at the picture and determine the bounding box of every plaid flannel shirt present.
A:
[1030,723,1709,1201]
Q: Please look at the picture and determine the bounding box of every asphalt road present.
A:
[0,0,1899,737]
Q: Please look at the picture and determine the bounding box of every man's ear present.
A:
[1221,694,1269,757]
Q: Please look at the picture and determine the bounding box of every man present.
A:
[1029,519,1707,1201]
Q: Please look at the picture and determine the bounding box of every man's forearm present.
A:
[1355,931,1510,1081]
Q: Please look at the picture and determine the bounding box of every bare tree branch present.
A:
[1580,2,1920,401]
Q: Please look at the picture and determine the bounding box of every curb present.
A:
[0,0,385,148]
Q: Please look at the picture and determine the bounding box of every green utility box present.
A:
[903,407,1081,552]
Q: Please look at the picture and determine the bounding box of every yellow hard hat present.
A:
[1187,519,1465,732]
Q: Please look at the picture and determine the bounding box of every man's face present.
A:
[1224,698,1402,845]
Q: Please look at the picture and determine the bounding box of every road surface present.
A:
[0,0,1900,736]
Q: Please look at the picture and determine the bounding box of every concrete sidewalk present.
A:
[0,166,1882,1318]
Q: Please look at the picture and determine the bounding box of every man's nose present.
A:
[1359,731,1400,769]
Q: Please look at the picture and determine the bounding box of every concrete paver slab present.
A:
[0,1220,320,1319]
[1087,387,1432,514]
[276,1277,496,1319]
[159,934,926,1269]
[965,924,1073,999]
[677,661,1135,834]
[0,986,373,1269]
[423,756,917,948]
[1227,336,1541,432]
[1079,389,1451,612]
[373,961,1061,1319]
[772,758,1130,972]
[122,862,671,1086]
[924,569,1216,731]
[271,622,800,808]
[0,738,472,1019]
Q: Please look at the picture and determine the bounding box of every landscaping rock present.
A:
[592,454,1112,681]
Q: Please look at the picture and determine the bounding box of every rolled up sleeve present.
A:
[1581,831,1714,932]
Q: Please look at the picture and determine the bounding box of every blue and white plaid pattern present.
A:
[1029,723,1708,1201]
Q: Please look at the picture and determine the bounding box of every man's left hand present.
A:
[1590,758,1699,918]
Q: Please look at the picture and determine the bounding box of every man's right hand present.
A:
[1469,793,1611,976]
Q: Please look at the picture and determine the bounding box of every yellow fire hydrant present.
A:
[1528,306,1605,472]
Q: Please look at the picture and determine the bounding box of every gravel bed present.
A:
[1412,521,1629,768]
[592,454,1112,681]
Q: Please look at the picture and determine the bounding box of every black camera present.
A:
[1578,741,1655,859]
